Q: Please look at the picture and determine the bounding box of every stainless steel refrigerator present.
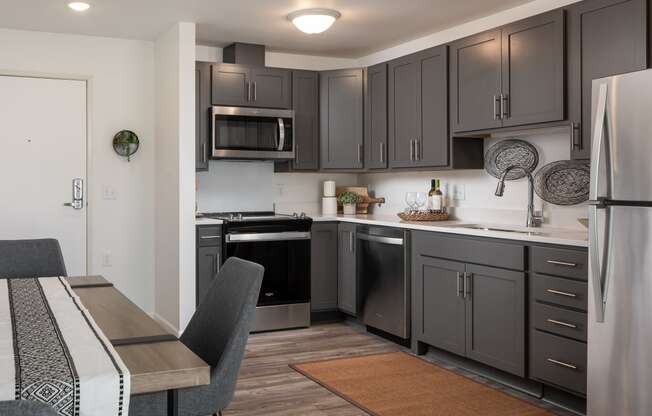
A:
[588,69,652,415]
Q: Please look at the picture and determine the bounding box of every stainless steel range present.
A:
[201,211,312,332]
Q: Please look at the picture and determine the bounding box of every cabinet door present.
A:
[292,70,319,170]
[501,9,565,127]
[211,63,250,106]
[465,264,525,376]
[250,67,292,109]
[365,63,388,169]
[338,222,358,315]
[412,255,466,356]
[196,62,211,171]
[320,69,364,169]
[450,30,503,133]
[568,0,647,159]
[311,222,338,311]
[415,45,449,167]
[388,56,419,167]
[196,246,221,306]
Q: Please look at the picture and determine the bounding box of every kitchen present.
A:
[0,0,649,415]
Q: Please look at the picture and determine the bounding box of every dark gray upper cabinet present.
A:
[292,70,320,170]
[211,63,251,107]
[338,222,358,315]
[365,63,388,169]
[196,62,211,171]
[450,29,503,133]
[465,264,525,377]
[211,63,292,109]
[568,0,647,159]
[320,69,364,170]
[413,256,466,356]
[451,10,564,133]
[388,45,449,168]
[501,9,565,127]
[311,222,338,311]
[249,67,292,109]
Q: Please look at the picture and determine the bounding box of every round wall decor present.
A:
[113,130,139,162]
[484,139,539,181]
[534,160,590,206]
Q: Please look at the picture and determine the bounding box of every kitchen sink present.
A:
[451,224,546,235]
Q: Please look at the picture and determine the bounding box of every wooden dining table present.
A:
[65,276,210,401]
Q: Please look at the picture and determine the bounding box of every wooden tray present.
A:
[397,211,449,222]
[336,186,385,214]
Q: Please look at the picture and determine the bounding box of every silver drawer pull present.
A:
[547,260,577,267]
[547,358,578,370]
[546,289,577,298]
[547,319,577,329]
[200,236,221,240]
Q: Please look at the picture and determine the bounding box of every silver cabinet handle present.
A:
[409,139,414,161]
[253,81,257,101]
[456,272,463,297]
[571,122,581,150]
[546,288,577,298]
[547,260,577,267]
[463,272,471,298]
[349,231,354,252]
[501,94,509,119]
[200,236,221,240]
[379,142,384,164]
[547,358,578,370]
[358,143,363,164]
[415,139,420,161]
[246,81,251,101]
[547,318,578,329]
[493,95,500,120]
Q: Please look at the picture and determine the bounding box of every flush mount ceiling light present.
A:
[68,2,91,12]
[288,8,341,34]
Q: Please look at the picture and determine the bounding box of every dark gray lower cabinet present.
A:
[311,222,338,311]
[338,222,357,315]
[412,232,526,377]
[196,225,222,306]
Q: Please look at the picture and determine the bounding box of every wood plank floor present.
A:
[224,322,575,416]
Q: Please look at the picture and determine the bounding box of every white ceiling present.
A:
[0,0,535,58]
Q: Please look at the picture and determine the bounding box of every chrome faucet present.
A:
[494,165,543,228]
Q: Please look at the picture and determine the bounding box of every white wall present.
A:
[0,28,156,311]
[154,22,196,333]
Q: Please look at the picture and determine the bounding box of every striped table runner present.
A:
[0,277,130,416]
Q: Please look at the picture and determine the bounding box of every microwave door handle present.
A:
[277,118,285,151]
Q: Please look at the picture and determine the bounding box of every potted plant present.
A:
[338,191,362,215]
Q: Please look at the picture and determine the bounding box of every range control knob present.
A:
[299,212,307,219]
[292,212,299,218]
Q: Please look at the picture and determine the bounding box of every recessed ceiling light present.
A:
[68,2,91,12]
[287,8,341,34]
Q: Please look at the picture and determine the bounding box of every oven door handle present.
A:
[226,231,311,243]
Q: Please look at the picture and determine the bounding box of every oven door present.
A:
[225,231,310,307]
[212,106,294,160]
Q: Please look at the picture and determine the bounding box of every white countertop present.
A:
[310,213,588,248]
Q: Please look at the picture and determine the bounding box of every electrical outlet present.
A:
[102,250,112,267]
[102,185,116,200]
[452,184,466,201]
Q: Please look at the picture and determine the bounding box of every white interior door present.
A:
[0,75,87,275]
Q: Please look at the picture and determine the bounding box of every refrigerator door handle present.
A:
[590,83,612,201]
[589,204,610,323]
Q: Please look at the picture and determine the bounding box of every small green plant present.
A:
[338,191,363,205]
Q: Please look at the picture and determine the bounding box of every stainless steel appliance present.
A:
[357,226,410,339]
[203,211,311,332]
[588,69,652,416]
[212,106,294,160]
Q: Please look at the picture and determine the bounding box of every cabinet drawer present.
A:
[197,226,222,247]
[532,274,587,311]
[412,231,525,270]
[531,330,586,395]
[530,246,588,280]
[532,303,587,342]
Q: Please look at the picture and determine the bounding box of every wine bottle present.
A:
[429,179,443,211]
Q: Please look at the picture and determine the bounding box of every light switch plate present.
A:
[102,185,116,200]
[452,184,466,201]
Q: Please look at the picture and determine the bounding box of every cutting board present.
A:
[336,186,385,214]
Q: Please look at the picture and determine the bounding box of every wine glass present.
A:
[405,192,417,212]
[414,192,428,212]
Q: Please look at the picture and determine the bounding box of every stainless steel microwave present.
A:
[211,106,295,160]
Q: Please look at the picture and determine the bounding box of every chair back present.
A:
[0,400,59,416]
[0,239,67,279]
[179,257,263,409]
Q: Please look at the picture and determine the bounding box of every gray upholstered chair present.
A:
[0,239,67,278]
[129,257,264,416]
[0,400,59,415]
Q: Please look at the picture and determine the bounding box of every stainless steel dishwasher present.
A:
[357,226,410,339]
